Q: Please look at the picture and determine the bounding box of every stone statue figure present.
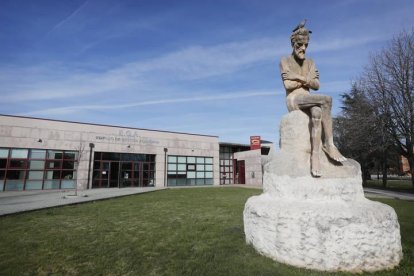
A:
[243,22,402,272]
[279,22,346,177]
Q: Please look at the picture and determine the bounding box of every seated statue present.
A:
[279,21,346,177]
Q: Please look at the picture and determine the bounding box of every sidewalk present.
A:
[363,188,414,201]
[0,187,166,216]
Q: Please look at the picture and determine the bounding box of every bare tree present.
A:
[362,29,414,188]
[73,141,85,196]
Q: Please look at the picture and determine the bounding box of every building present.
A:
[399,155,412,176]
[0,115,271,192]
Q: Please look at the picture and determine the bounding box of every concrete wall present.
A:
[0,115,219,189]
[234,149,263,186]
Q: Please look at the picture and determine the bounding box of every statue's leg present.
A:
[295,94,347,163]
[319,96,347,162]
[310,106,322,177]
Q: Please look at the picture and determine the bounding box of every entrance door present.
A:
[120,162,133,188]
[236,160,246,184]
[109,162,119,188]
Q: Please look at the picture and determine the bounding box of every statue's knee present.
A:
[311,107,322,120]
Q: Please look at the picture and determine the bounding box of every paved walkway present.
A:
[0,187,166,216]
[363,188,414,201]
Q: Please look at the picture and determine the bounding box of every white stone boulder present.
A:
[243,110,402,272]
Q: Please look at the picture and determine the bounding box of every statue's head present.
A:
[290,27,311,60]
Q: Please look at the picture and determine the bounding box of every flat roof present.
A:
[0,114,218,138]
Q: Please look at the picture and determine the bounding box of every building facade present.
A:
[0,115,271,192]
[0,115,220,191]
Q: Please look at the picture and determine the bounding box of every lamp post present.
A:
[87,143,95,189]
[164,148,168,187]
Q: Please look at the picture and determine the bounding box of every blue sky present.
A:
[1,0,413,145]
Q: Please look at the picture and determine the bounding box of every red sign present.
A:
[250,136,261,150]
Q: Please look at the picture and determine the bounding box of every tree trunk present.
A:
[361,165,368,186]
[382,150,388,188]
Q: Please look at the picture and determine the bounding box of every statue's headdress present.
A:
[290,19,312,44]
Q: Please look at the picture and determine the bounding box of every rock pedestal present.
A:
[243,111,402,272]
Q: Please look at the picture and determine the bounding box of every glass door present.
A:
[120,161,133,188]
[109,162,120,188]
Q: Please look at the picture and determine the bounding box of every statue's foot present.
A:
[322,144,347,162]
[311,153,322,177]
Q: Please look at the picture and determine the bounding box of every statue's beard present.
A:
[294,51,305,60]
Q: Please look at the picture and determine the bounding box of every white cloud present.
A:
[21,90,279,116]
[47,1,90,35]
[1,33,382,106]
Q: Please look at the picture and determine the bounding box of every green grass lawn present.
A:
[0,187,413,275]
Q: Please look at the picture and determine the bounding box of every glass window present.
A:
[44,180,60,189]
[11,149,28,159]
[0,170,5,179]
[62,171,76,179]
[176,178,187,185]
[5,180,24,191]
[45,170,61,180]
[0,149,9,158]
[63,151,77,160]
[46,161,62,169]
[121,162,132,170]
[168,156,177,163]
[102,162,110,170]
[94,152,102,160]
[48,150,63,159]
[30,149,46,159]
[63,161,75,169]
[0,180,4,191]
[28,171,44,180]
[167,155,214,186]
[0,159,7,169]
[25,181,43,190]
[196,172,205,178]
[6,170,25,179]
[146,155,155,162]
[205,172,213,178]
[61,180,76,189]
[177,164,186,171]
[30,160,45,170]
[196,157,204,164]
[9,160,27,169]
